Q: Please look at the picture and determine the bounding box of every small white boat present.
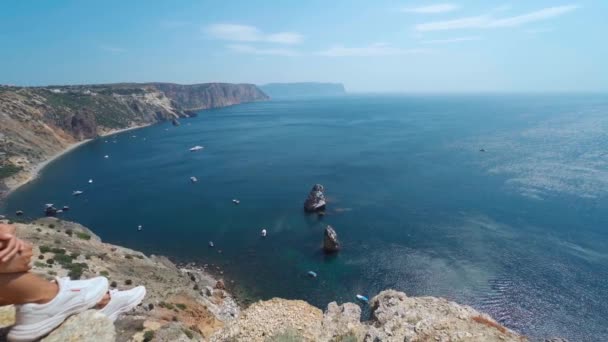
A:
[261,229,267,237]
[189,145,204,152]
[190,176,198,183]
[208,241,214,247]
[72,190,84,196]
[104,155,109,159]
[232,199,240,204]
[356,294,369,302]
[137,225,143,231]
[88,179,93,184]
[307,271,318,278]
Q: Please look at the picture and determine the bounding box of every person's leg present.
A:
[0,273,58,305]
[0,272,110,307]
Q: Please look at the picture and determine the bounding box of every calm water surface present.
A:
[3,95,608,341]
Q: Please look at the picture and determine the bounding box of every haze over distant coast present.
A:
[259,83,346,98]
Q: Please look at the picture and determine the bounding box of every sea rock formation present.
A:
[323,225,340,253]
[304,184,327,212]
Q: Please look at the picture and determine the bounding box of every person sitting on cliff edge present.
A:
[0,223,146,342]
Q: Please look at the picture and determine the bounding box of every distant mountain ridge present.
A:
[259,82,346,98]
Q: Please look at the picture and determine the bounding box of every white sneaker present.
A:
[99,286,146,322]
[8,277,109,342]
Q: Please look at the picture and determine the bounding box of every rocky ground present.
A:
[0,218,527,341]
[0,217,238,341]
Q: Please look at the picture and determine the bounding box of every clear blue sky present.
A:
[1,0,606,92]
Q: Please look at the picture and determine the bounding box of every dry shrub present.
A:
[472,315,507,334]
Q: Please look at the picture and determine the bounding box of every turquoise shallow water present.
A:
[3,94,608,341]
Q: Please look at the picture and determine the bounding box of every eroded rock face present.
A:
[150,83,269,111]
[365,290,522,342]
[210,298,323,342]
[304,184,327,212]
[320,302,365,341]
[42,310,115,342]
[323,225,340,253]
[210,290,526,342]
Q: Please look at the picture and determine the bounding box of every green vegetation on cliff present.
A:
[0,82,269,184]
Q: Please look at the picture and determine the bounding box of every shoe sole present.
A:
[8,280,109,342]
[108,287,147,322]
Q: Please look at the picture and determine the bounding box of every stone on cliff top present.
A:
[366,290,522,342]
[320,302,365,341]
[215,279,226,290]
[304,184,326,212]
[41,310,115,342]
[323,225,340,253]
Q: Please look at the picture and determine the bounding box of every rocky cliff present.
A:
[0,218,526,342]
[149,83,268,111]
[0,83,268,197]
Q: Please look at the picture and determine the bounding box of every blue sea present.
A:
[2,94,608,341]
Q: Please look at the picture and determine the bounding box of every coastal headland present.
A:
[0,82,269,199]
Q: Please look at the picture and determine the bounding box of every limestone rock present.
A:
[42,310,115,342]
[304,184,327,212]
[215,279,225,290]
[210,298,323,342]
[323,225,340,253]
[320,302,365,341]
[365,290,522,342]
[0,306,15,328]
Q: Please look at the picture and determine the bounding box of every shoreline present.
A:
[1,139,92,199]
[1,122,154,200]
[98,122,153,138]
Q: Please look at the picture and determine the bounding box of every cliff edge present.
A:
[0,218,525,341]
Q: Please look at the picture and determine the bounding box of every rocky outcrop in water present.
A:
[323,225,340,253]
[304,184,327,212]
